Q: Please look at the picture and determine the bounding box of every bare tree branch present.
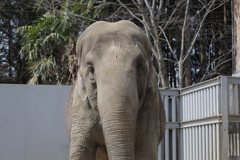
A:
[117,0,143,23]
[180,0,190,60]
[183,0,216,63]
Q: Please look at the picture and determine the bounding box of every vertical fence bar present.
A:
[180,128,183,160]
[189,93,191,121]
[190,93,193,120]
[216,123,220,160]
[187,94,190,121]
[179,92,183,160]
[204,89,207,118]
[199,125,202,160]
[201,89,204,119]
[158,142,162,160]
[192,127,195,160]
[206,88,210,117]
[172,129,176,160]
[206,125,209,160]
[164,95,169,160]
[238,126,240,157]
[213,124,216,160]
[171,96,177,160]
[196,91,199,119]
[185,94,187,122]
[210,87,213,116]
[193,92,195,120]
[229,84,234,115]
[165,129,169,160]
[209,124,213,160]
[190,92,195,120]
[213,86,216,116]
[192,92,195,120]
[234,132,237,157]
[232,133,236,158]
[162,140,165,160]
[233,84,239,115]
[179,94,182,122]
[187,128,190,160]
[229,131,232,157]
[186,94,189,121]
[189,127,192,160]
[172,96,176,122]
[183,128,186,160]
[200,89,202,118]
[182,95,185,122]
[238,131,240,156]
[220,76,229,160]
[164,96,169,123]
[216,85,219,115]
[196,126,199,160]
[234,132,237,156]
[202,125,206,159]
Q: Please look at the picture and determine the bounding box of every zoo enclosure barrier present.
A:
[158,76,240,160]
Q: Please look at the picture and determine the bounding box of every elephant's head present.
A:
[75,20,163,159]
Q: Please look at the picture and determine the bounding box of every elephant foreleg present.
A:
[96,146,108,160]
[69,119,96,160]
[69,130,96,159]
[135,141,159,160]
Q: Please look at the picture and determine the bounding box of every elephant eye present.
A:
[137,63,143,70]
[137,64,143,76]
[87,66,95,81]
[87,66,95,74]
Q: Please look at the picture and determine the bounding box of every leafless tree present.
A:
[115,0,232,88]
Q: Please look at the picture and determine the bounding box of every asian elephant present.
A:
[65,20,166,160]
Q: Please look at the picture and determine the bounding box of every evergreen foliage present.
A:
[17,0,107,84]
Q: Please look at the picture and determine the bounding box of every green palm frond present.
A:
[17,0,109,84]
[28,55,56,83]
[42,33,66,45]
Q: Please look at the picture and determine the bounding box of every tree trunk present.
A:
[198,9,207,83]
[179,0,191,88]
[158,52,169,88]
[178,60,184,88]
[183,20,192,88]
[233,0,240,76]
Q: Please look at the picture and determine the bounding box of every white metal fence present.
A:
[159,76,240,160]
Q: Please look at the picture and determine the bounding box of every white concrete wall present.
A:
[0,84,71,160]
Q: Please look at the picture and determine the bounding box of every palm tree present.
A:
[17,0,107,84]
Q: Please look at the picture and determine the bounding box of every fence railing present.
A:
[159,89,179,160]
[158,76,240,160]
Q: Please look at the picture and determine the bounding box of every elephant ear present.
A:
[75,35,88,101]
[76,73,87,101]
[65,73,87,138]
[141,58,166,142]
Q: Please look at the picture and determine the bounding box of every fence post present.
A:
[172,96,177,160]
[179,90,183,160]
[164,96,169,160]
[220,76,229,160]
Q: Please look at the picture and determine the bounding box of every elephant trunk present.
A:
[98,74,138,160]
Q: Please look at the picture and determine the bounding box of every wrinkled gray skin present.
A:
[65,20,166,160]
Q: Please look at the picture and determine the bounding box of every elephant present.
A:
[65,20,166,160]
